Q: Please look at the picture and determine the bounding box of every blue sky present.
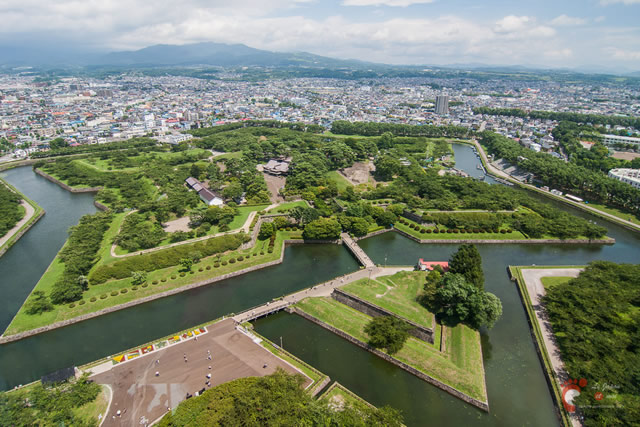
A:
[1,0,639,71]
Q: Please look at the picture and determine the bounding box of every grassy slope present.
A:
[4,232,293,335]
[318,382,376,411]
[341,272,434,329]
[325,171,353,191]
[295,296,486,402]
[267,200,308,213]
[540,276,573,289]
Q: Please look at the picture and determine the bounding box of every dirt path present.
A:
[0,200,35,249]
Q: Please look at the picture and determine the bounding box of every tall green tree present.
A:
[364,316,411,354]
[448,244,484,290]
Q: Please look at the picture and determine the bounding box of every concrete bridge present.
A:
[340,233,376,268]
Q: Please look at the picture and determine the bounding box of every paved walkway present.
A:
[341,233,376,268]
[0,200,35,249]
[520,268,582,427]
[232,266,412,324]
[90,319,311,427]
[471,139,640,231]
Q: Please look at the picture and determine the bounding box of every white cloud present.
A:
[342,0,434,6]
[550,15,587,27]
[494,16,531,33]
[607,47,640,60]
[600,0,640,5]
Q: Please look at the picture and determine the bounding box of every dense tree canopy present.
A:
[364,316,411,354]
[448,244,484,290]
[159,370,403,427]
[0,182,23,238]
[543,261,640,426]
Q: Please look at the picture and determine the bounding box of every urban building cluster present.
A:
[1,73,639,168]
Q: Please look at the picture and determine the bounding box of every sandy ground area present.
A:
[92,319,311,427]
[0,200,35,249]
[263,173,286,203]
[341,161,375,185]
[611,151,640,161]
[163,216,191,233]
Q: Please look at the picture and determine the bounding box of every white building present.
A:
[608,168,640,189]
[602,134,640,147]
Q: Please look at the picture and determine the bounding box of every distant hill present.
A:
[92,42,373,68]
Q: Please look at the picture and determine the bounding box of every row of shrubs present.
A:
[398,218,513,234]
[89,233,249,284]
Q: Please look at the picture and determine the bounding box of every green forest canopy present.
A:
[543,261,640,426]
[0,182,23,238]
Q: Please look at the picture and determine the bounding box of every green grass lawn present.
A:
[213,151,242,160]
[584,201,640,227]
[72,385,110,423]
[295,297,486,402]
[325,171,353,191]
[318,382,375,411]
[341,271,434,329]
[268,200,309,213]
[4,231,292,336]
[540,276,573,289]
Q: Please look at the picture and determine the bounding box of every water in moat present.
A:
[2,141,639,426]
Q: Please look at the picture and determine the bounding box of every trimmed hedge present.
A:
[100,294,107,299]
[110,291,118,296]
[79,300,86,305]
[120,288,128,294]
[89,233,249,284]
[90,297,97,302]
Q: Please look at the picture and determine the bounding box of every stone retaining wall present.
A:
[331,289,434,344]
[0,209,45,258]
[393,227,615,245]
[402,210,435,226]
[292,308,489,412]
[353,228,391,241]
[93,201,109,211]
[0,242,290,344]
[34,168,102,193]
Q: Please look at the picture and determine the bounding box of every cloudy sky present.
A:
[2,0,640,70]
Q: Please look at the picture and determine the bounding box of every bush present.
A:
[69,303,76,308]
[214,262,220,268]
[79,300,86,305]
[253,253,258,257]
[161,278,167,282]
[152,280,158,285]
[198,267,204,272]
[420,229,426,234]
[189,270,194,274]
[500,229,507,234]
[132,286,138,291]
[171,275,177,280]
[238,256,244,261]
[90,297,97,302]
[260,251,265,255]
[120,288,128,294]
[222,261,228,266]
[453,229,459,233]
[110,291,118,296]
[229,258,236,264]
[179,272,186,277]
[446,229,453,233]
[142,283,148,288]
[426,229,432,233]
[507,229,513,233]
[100,294,108,299]
[268,247,274,253]
[206,265,211,270]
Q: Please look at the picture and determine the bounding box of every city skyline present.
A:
[1,1,640,73]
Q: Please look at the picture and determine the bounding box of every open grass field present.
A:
[318,382,375,411]
[341,271,434,329]
[540,276,573,289]
[583,201,640,227]
[294,296,486,402]
[267,200,308,213]
[4,231,294,336]
[325,171,353,191]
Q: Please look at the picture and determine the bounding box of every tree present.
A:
[179,258,193,272]
[222,182,243,201]
[431,273,502,330]
[364,316,411,354]
[290,206,320,226]
[448,244,484,290]
[131,271,147,286]
[374,155,401,181]
[302,218,341,240]
[25,291,53,315]
[258,222,276,240]
[378,132,394,149]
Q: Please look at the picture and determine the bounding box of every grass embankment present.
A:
[509,266,573,427]
[4,231,294,336]
[342,272,435,329]
[267,200,309,213]
[325,171,353,191]
[394,217,527,241]
[318,382,376,411]
[0,178,44,255]
[295,287,485,402]
[583,201,640,227]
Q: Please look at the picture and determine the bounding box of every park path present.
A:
[519,268,582,427]
[0,200,35,249]
[232,266,412,324]
[109,202,279,259]
[471,139,640,231]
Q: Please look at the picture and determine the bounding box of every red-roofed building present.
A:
[416,259,449,272]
